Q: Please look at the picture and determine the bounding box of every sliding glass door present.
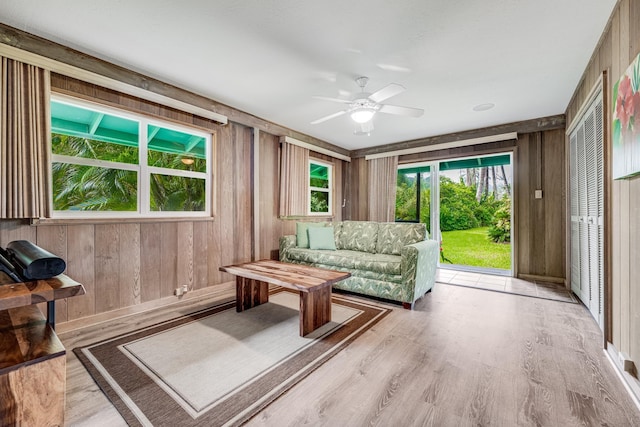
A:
[396,153,513,275]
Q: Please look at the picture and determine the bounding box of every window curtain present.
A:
[279,141,309,217]
[0,57,51,218]
[367,155,398,222]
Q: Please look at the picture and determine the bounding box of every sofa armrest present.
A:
[279,235,297,262]
[401,239,439,303]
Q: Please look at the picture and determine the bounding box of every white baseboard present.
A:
[605,342,640,412]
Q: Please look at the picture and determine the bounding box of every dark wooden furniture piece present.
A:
[220,260,350,336]
[0,273,86,426]
[0,272,85,329]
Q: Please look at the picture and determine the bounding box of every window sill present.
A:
[31,216,215,226]
[278,215,334,221]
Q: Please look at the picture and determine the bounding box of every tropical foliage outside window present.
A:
[309,160,332,215]
[395,157,512,235]
[396,166,430,225]
[51,97,211,217]
[395,158,513,270]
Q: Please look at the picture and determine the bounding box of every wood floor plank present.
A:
[61,283,640,426]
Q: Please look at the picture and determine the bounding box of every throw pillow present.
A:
[296,222,326,248]
[308,226,337,250]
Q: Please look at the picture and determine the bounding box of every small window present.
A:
[309,160,332,215]
[50,96,211,218]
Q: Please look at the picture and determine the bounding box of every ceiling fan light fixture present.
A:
[354,121,374,136]
[350,107,376,124]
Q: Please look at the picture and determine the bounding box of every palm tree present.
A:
[52,134,138,211]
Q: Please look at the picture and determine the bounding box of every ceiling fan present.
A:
[311,76,424,129]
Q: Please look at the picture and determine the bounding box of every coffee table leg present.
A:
[236,277,269,312]
[299,286,332,336]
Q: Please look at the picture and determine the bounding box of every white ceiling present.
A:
[0,0,616,151]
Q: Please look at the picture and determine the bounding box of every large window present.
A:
[308,159,332,215]
[51,96,211,217]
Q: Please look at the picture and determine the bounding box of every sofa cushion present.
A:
[327,222,343,245]
[286,247,401,276]
[295,222,327,248]
[376,223,427,255]
[308,226,337,250]
[310,263,402,284]
[336,221,379,253]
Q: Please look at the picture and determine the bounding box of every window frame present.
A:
[307,158,333,216]
[395,162,431,223]
[50,94,212,219]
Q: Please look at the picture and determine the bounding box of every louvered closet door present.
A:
[585,109,601,324]
[570,134,581,297]
[569,89,604,328]
[595,100,604,325]
[577,123,591,306]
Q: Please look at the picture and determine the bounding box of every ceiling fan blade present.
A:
[311,110,347,124]
[312,96,352,104]
[378,104,424,118]
[368,83,405,103]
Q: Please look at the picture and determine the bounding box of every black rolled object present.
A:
[6,240,66,280]
[0,248,22,282]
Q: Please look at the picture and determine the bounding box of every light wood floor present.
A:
[60,283,640,426]
[436,269,578,303]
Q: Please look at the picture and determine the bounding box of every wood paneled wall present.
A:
[344,157,368,221]
[346,130,566,282]
[565,0,640,391]
[255,131,346,260]
[0,76,254,323]
[515,129,566,281]
[0,72,347,325]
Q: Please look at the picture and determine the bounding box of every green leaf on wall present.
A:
[633,54,640,93]
[612,118,621,146]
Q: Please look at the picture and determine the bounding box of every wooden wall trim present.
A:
[398,140,517,164]
[0,39,228,125]
[253,128,260,262]
[566,74,605,134]
[350,114,566,158]
[365,132,517,160]
[0,22,348,158]
[281,136,351,162]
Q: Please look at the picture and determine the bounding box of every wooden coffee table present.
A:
[219,260,350,336]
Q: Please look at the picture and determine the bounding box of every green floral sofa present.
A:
[279,221,438,309]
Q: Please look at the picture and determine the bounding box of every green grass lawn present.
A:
[440,227,511,270]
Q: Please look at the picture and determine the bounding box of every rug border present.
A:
[74,289,391,427]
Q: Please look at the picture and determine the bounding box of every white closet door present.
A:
[585,110,601,323]
[569,89,604,328]
[595,100,605,326]
[570,133,581,296]
[577,123,591,306]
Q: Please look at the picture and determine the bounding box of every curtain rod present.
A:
[280,136,351,162]
[364,132,518,160]
[0,43,228,125]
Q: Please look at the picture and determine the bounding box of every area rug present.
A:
[74,288,390,426]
